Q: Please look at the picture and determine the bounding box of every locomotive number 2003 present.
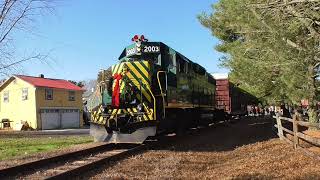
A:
[126,48,136,56]
[143,46,160,53]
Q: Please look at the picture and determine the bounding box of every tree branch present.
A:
[0,0,55,78]
[0,53,48,70]
[250,7,306,51]
[251,0,320,9]
[0,0,32,44]
[284,0,320,38]
[0,0,17,27]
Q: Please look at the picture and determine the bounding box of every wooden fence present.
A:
[274,114,320,159]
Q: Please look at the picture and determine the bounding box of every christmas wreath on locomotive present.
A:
[90,35,216,143]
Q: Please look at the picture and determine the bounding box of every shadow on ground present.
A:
[153,116,277,152]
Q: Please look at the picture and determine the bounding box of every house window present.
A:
[69,91,75,101]
[3,91,9,103]
[22,88,28,101]
[45,89,53,100]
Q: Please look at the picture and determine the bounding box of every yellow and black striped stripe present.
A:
[91,105,106,124]
[112,61,152,104]
[91,60,155,125]
[91,107,154,125]
[91,106,153,123]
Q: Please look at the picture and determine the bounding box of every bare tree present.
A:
[0,0,55,78]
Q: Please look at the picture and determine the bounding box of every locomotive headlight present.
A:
[137,103,143,112]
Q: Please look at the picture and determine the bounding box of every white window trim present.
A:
[3,91,9,103]
[68,91,76,101]
[22,88,28,101]
[45,89,53,100]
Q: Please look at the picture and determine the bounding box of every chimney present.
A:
[39,74,44,78]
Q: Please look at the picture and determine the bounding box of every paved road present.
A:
[0,127,90,137]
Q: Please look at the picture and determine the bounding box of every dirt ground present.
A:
[87,117,320,179]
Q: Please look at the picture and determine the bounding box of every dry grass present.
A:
[90,139,320,179]
[304,129,320,139]
[88,117,320,179]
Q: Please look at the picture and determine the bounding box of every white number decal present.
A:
[126,48,136,56]
[144,46,160,53]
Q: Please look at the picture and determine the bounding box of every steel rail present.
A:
[45,144,146,180]
[0,123,215,179]
[0,143,135,179]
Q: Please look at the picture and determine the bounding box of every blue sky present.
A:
[16,0,226,81]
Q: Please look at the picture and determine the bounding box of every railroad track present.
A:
[0,143,146,180]
[0,125,219,179]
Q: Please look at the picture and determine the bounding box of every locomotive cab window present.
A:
[166,52,177,87]
[142,54,161,66]
[168,54,176,75]
[153,54,161,66]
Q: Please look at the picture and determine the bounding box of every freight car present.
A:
[213,74,258,119]
[90,35,216,143]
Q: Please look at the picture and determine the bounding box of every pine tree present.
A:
[199,0,320,122]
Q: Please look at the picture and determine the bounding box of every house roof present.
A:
[15,75,84,91]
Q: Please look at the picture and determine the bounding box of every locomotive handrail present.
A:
[157,71,167,119]
[145,85,157,120]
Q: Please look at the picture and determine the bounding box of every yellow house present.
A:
[0,75,84,130]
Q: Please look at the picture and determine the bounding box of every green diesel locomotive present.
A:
[90,35,216,143]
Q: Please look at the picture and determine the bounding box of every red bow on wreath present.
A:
[111,73,122,107]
